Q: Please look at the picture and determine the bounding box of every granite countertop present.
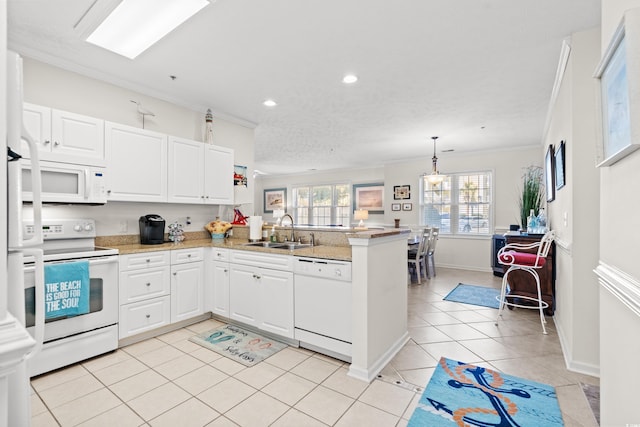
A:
[100,228,407,262]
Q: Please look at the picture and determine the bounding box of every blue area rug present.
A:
[408,357,564,426]
[443,283,501,309]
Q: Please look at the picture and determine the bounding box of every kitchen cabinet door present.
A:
[171,261,204,323]
[204,144,234,205]
[22,103,51,156]
[106,122,168,202]
[211,261,230,318]
[168,136,205,203]
[229,264,259,327]
[259,269,294,338]
[51,109,105,166]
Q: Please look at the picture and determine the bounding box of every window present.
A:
[420,171,492,235]
[292,184,350,225]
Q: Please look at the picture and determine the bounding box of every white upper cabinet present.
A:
[22,103,105,166]
[168,136,234,205]
[105,122,168,203]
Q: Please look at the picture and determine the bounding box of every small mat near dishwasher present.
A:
[408,357,564,426]
[443,283,501,309]
[189,324,287,367]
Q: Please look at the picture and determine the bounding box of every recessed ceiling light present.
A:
[263,99,277,107]
[342,74,358,84]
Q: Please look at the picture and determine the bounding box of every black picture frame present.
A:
[391,203,401,211]
[545,144,555,202]
[402,203,412,211]
[393,185,411,200]
[555,141,566,191]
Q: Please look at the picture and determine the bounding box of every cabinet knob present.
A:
[224,269,228,273]
[146,259,150,262]
[54,141,60,146]
[146,314,150,319]
[173,272,177,276]
[43,140,50,145]
[187,254,191,258]
[107,190,111,194]
[146,282,151,287]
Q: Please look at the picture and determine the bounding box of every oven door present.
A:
[24,255,118,342]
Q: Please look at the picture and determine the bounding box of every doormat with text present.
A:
[189,324,287,367]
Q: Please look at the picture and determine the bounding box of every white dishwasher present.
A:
[294,257,352,359]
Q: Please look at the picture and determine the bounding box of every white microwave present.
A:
[21,160,107,204]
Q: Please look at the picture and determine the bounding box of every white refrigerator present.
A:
[0,48,45,426]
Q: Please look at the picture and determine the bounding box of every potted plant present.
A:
[518,166,544,230]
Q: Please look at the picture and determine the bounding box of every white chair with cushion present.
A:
[425,227,439,279]
[495,230,555,334]
[408,228,429,284]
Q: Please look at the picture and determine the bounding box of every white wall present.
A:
[598,2,640,425]
[21,58,255,235]
[543,27,601,377]
[258,146,540,271]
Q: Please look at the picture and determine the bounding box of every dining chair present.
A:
[408,228,429,284]
[495,230,555,334]
[425,227,439,278]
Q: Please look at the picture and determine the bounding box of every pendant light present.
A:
[426,136,446,184]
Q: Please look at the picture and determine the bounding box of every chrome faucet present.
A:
[309,232,315,246]
[281,214,295,242]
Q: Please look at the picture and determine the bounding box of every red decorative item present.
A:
[232,208,249,225]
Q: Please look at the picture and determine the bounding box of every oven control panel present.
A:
[24,219,97,239]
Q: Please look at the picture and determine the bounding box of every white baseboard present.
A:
[554,317,600,378]
[348,332,410,383]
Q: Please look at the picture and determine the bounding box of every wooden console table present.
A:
[503,234,556,316]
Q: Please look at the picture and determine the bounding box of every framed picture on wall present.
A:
[402,203,412,211]
[353,183,384,214]
[391,203,401,211]
[594,15,640,166]
[393,185,411,200]
[555,141,566,191]
[545,144,555,202]
[264,188,286,213]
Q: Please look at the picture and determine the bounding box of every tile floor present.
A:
[30,267,599,426]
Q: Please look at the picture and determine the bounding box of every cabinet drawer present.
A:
[171,247,204,264]
[120,251,170,271]
[119,296,171,339]
[119,267,170,304]
[230,250,293,271]
[211,248,229,262]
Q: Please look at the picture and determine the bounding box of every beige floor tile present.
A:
[489,358,573,387]
[420,341,483,364]
[127,382,191,421]
[157,328,194,344]
[209,356,247,376]
[406,313,430,327]
[154,353,205,380]
[264,347,311,371]
[294,385,355,425]
[109,369,168,402]
[402,392,422,420]
[407,325,452,344]
[468,321,521,337]
[31,364,89,392]
[233,361,285,389]
[186,319,226,334]
[358,380,415,417]
[556,384,599,427]
[321,367,369,399]
[173,365,229,395]
[30,393,47,416]
[50,388,121,426]
[494,333,563,358]
[262,372,317,406]
[92,357,148,385]
[31,410,60,427]
[197,377,257,414]
[205,416,239,426]
[397,367,435,390]
[311,353,344,367]
[190,347,224,364]
[82,349,133,372]
[335,401,400,427]
[448,310,497,323]
[270,408,328,427]
[149,397,220,427]
[434,323,489,340]
[76,404,145,427]
[458,337,521,361]
[136,345,184,368]
[290,357,341,384]
[430,300,471,312]
[122,337,167,357]
[422,311,463,325]
[171,337,204,353]
[389,342,439,371]
[38,373,104,408]
[226,391,289,427]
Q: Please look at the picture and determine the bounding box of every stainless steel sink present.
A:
[243,241,314,250]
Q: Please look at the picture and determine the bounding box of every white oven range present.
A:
[22,218,118,376]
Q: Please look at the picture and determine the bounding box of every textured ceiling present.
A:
[8,0,600,175]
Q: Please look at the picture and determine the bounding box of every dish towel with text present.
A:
[44,260,90,319]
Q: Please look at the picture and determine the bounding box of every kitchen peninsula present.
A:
[100,225,410,382]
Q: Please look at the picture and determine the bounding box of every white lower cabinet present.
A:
[229,250,294,339]
[171,248,204,323]
[119,296,171,338]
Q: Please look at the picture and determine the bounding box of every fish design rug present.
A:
[189,324,287,367]
[408,357,563,426]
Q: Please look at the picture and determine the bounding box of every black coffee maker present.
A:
[139,214,166,244]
